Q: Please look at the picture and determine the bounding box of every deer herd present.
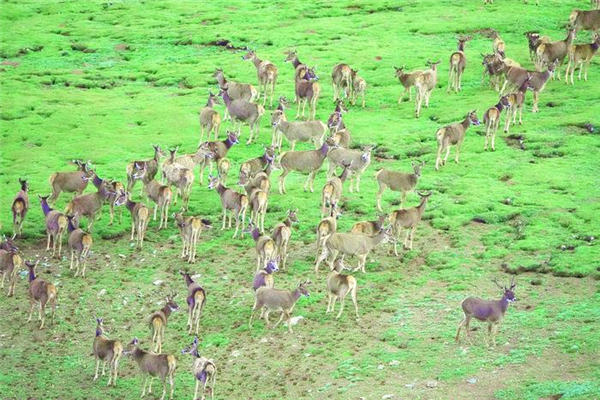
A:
[2,3,599,399]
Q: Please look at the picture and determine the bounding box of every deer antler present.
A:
[491,278,504,289]
[509,275,516,289]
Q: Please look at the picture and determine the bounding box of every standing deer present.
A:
[568,9,600,33]
[394,66,424,103]
[278,138,336,194]
[149,294,180,354]
[327,146,373,192]
[93,317,124,386]
[201,131,239,180]
[39,195,68,258]
[435,110,481,170]
[245,223,277,271]
[327,100,348,132]
[125,194,149,249]
[199,92,221,143]
[536,29,576,80]
[375,161,425,211]
[133,164,172,230]
[106,179,126,226]
[483,95,511,151]
[66,214,93,277]
[389,191,431,255]
[163,148,195,211]
[208,175,248,238]
[503,75,534,134]
[239,160,275,197]
[271,110,328,152]
[126,145,164,194]
[243,50,278,108]
[124,338,176,400]
[173,212,212,264]
[240,145,276,179]
[48,159,93,203]
[351,214,387,236]
[321,160,352,218]
[326,258,359,320]
[11,178,29,236]
[564,34,600,84]
[315,202,341,260]
[164,142,213,186]
[332,63,353,101]
[284,50,307,102]
[415,60,441,118]
[247,186,268,233]
[350,69,366,108]
[181,337,217,400]
[502,62,556,112]
[249,280,311,333]
[219,87,264,145]
[524,32,550,62]
[213,68,257,121]
[488,30,506,57]
[456,277,517,347]
[253,257,279,291]
[270,98,290,145]
[447,36,471,93]
[295,66,321,120]
[0,236,22,297]
[272,209,299,270]
[179,271,207,335]
[26,260,57,329]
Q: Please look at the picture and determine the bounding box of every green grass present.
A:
[1,0,600,398]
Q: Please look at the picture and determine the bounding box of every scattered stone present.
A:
[404,384,414,389]
[466,378,477,384]
[97,289,107,297]
[284,316,304,327]
[426,380,438,388]
[304,353,312,357]
[230,350,240,358]
[123,299,128,306]
[260,338,269,343]
[382,395,394,399]
[118,254,126,258]
[389,360,400,366]
[377,364,384,370]
[105,255,110,259]
[153,280,163,286]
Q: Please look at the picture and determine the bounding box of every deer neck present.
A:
[28,268,36,282]
[161,305,173,319]
[96,326,104,337]
[125,199,137,212]
[369,230,387,247]
[261,152,272,166]
[216,183,227,196]
[499,295,509,314]
[458,42,465,52]
[592,41,600,52]
[184,274,194,287]
[284,217,293,227]
[461,116,472,131]
[132,346,146,363]
[291,55,301,69]
[221,90,232,106]
[40,199,52,216]
[92,174,103,189]
[251,55,262,69]
[417,197,429,216]
[251,229,261,241]
[291,288,302,303]
[206,98,216,108]
[67,218,77,233]
[339,166,351,183]
[494,100,505,112]
[215,73,226,87]
[223,136,236,149]
[153,148,161,163]
[319,142,330,158]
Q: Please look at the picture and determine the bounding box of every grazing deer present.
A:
[181,337,217,400]
[149,294,180,354]
[133,164,172,230]
[249,280,311,333]
[240,145,276,179]
[126,145,164,194]
[199,92,221,143]
[125,194,149,249]
[278,138,336,194]
[0,236,22,297]
[536,29,576,80]
[163,148,195,210]
[271,110,327,152]
[414,60,441,118]
[39,195,68,258]
[568,9,600,33]
[295,65,321,120]
[253,258,279,291]
[48,159,93,203]
[565,34,600,84]
[218,87,264,145]
[26,260,57,329]
[124,338,176,400]
[245,223,277,271]
[487,30,506,57]
[208,175,248,238]
[351,214,387,236]
[201,131,239,180]
[447,36,471,93]
[327,146,373,192]
[435,110,481,170]
[332,63,353,101]
[350,69,366,108]
[66,214,93,277]
[93,317,123,386]
[315,227,392,274]
[321,160,352,218]
[326,258,359,320]
[315,202,341,260]
[213,68,257,121]
[243,50,278,108]
[272,209,299,269]
[483,95,511,151]
[179,271,207,335]
[456,277,517,347]
[173,212,211,264]
[503,75,534,134]
[389,191,431,255]
[11,178,29,236]
[375,161,425,212]
[394,66,424,103]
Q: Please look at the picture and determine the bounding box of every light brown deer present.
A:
[26,260,57,329]
[483,95,511,151]
[199,92,221,143]
[284,50,307,102]
[249,280,311,333]
[503,75,534,133]
[536,29,576,80]
[315,202,341,260]
[326,258,359,320]
[240,145,276,179]
[239,160,274,197]
[271,110,327,152]
[134,164,172,230]
[126,145,164,194]
[569,9,600,33]
[163,148,195,211]
[11,178,29,236]
[245,223,277,271]
[350,69,366,108]
[48,160,93,203]
[39,195,68,258]
[201,131,239,181]
[272,209,299,269]
[66,214,93,277]
[565,34,600,84]
[278,138,336,194]
[125,194,149,249]
[321,160,352,218]
[0,236,22,297]
[487,30,506,57]
[208,175,248,238]
[435,110,481,170]
[332,63,353,101]
[389,191,431,255]
[394,66,424,103]
[326,146,373,192]
[124,338,176,400]
[375,162,425,211]
[213,68,257,121]
[351,214,387,236]
[174,213,212,264]
[182,336,217,400]
[295,66,321,120]
[179,271,207,335]
[248,187,268,233]
[93,317,124,386]
[243,50,278,108]
[219,88,264,145]
[415,60,441,118]
[149,294,180,354]
[447,36,471,93]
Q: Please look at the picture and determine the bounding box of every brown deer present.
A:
[350,69,366,108]
[394,66,424,103]
[242,49,278,108]
[447,36,471,93]
[249,280,311,333]
[503,75,534,134]
[483,95,511,151]
[271,110,327,152]
[0,236,22,297]
[315,202,341,260]
[415,60,441,118]
[217,158,231,184]
[456,277,517,347]
[295,65,321,120]
[39,195,68,258]
[239,160,274,197]
[201,131,239,180]
[26,260,57,329]
[208,175,248,238]
[213,68,257,121]
[278,138,336,194]
[564,34,600,84]
[133,164,172,229]
[173,212,212,264]
[272,209,299,270]
[149,294,180,354]
[388,191,431,255]
[327,100,348,132]
[524,32,550,62]
[332,63,353,101]
[245,222,277,271]
[326,258,359,320]
[326,146,373,192]
[284,50,307,102]
[568,9,600,33]
[181,336,217,400]
[219,87,264,145]
[125,194,149,249]
[350,214,387,236]
[375,162,425,211]
[536,29,576,80]
[199,92,221,143]
[253,258,279,292]
[106,179,126,226]
[435,110,481,170]
[163,148,195,211]
[239,145,276,179]
[93,317,124,386]
[162,143,213,186]
[48,160,93,203]
[247,186,268,233]
[126,145,164,194]
[179,271,207,335]
[11,178,29,236]
[487,30,506,57]
[66,214,93,277]
[124,338,176,400]
[321,160,352,218]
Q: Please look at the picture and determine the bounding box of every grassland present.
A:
[1,0,599,399]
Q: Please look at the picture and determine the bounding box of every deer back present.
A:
[50,171,90,192]
[45,210,68,234]
[255,287,299,311]
[327,270,356,296]
[376,169,417,191]
[280,147,327,172]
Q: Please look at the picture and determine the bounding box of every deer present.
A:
[435,110,481,171]
[536,29,576,80]
[249,280,311,333]
[218,86,264,145]
[315,202,341,260]
[213,68,257,121]
[208,175,248,238]
[133,164,172,230]
[159,143,213,186]
[173,212,212,264]
[456,277,517,347]
[271,110,328,152]
[414,60,441,118]
[503,75,534,134]
[271,209,299,270]
[295,65,321,120]
[326,258,359,320]
[240,145,276,179]
[326,146,373,192]
[48,159,93,203]
[39,195,68,258]
[278,138,336,194]
[524,32,550,62]
[315,227,392,274]
[181,337,217,400]
[247,186,268,233]
[242,49,278,108]
[11,178,29,236]
[199,91,221,143]
[149,294,180,354]
[270,98,290,145]
[245,222,277,271]
[239,159,275,197]
[375,161,425,212]
[483,95,511,151]
[201,131,239,181]
[332,63,353,102]
[321,160,352,218]
[126,145,164,195]
[564,34,600,84]
[125,194,149,249]
[217,158,231,184]
[0,236,22,297]
[350,69,366,108]
[481,53,505,90]
[529,61,557,113]
[388,191,431,255]
[106,179,126,226]
[327,110,352,149]
[253,257,279,291]
[394,66,424,103]
[162,148,195,210]
[327,100,348,132]
[179,271,207,335]
[124,338,176,400]
[26,260,57,329]
[284,50,307,102]
[447,36,471,93]
[66,214,93,277]
[568,9,600,33]
[487,29,506,57]
[351,214,387,236]
[93,317,124,386]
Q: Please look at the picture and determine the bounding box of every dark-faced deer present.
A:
[568,9,600,33]
[435,110,481,170]
[483,95,511,151]
[503,75,534,134]
[388,191,431,255]
[199,92,221,143]
[124,338,176,400]
[240,145,276,179]
[213,68,257,106]
[244,222,277,271]
[26,260,57,329]
[125,194,149,249]
[239,160,274,197]
[253,257,279,291]
[284,50,307,102]
[249,280,311,333]
[181,336,217,400]
[278,138,336,194]
[133,164,172,229]
[327,100,348,132]
[271,109,327,152]
[350,214,387,236]
[487,29,506,57]
[179,271,207,335]
[0,235,22,297]
[394,66,424,103]
[415,60,441,117]
[295,65,321,120]
[456,277,517,347]
[332,63,353,102]
[272,209,299,269]
[218,87,264,145]
[39,195,68,258]
[126,145,164,195]
[208,175,248,238]
[375,162,425,211]
[149,294,180,354]
[11,178,29,236]
[564,34,600,84]
[66,214,93,277]
[326,258,359,320]
[447,36,471,93]
[93,317,124,386]
[535,29,576,80]
[524,32,550,62]
[202,131,239,181]
[48,160,93,203]
[173,212,212,264]
[315,202,341,260]
[242,49,278,108]
[321,160,352,218]
[326,146,373,192]
[350,69,366,108]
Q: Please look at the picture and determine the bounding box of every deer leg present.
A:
[315,247,329,275]
[533,91,539,113]
[194,380,200,400]
[101,360,107,377]
[464,316,473,344]
[94,358,101,381]
[350,287,359,319]
[455,318,465,343]
[336,294,346,319]
[584,62,589,81]
[141,376,147,397]
[326,293,333,313]
[442,145,451,166]
[447,68,453,93]
[39,302,46,329]
[376,184,387,212]
[356,174,361,192]
[309,171,316,192]
[221,209,226,230]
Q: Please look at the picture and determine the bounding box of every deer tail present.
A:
[57,215,68,232]
[49,173,58,187]
[241,195,249,211]
[82,234,93,254]
[167,355,177,375]
[375,168,384,180]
